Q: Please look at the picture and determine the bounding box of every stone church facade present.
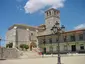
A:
[6,8,85,53]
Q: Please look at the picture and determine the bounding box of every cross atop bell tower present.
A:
[45,8,60,33]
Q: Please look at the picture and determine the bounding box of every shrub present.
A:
[24,45,29,50]
[20,44,29,51]
[9,43,13,48]
[20,44,24,50]
[6,42,13,48]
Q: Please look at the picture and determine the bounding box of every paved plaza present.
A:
[0,54,85,64]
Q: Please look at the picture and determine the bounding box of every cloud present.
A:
[74,23,85,29]
[24,0,65,14]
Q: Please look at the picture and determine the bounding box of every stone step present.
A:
[19,50,41,59]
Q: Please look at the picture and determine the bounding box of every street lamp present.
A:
[51,21,65,64]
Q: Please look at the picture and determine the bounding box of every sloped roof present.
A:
[8,24,37,30]
[37,28,85,37]
[65,29,85,33]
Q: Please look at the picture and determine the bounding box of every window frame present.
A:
[79,34,83,41]
[80,44,84,50]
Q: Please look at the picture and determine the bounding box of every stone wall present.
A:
[0,48,21,59]
[6,28,16,48]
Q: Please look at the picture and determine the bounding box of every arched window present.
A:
[49,11,51,15]
[47,12,48,16]
[54,11,56,15]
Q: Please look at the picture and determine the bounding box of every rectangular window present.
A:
[80,44,84,50]
[43,39,46,45]
[56,46,58,51]
[64,45,67,51]
[79,34,83,41]
[56,38,58,42]
[49,46,53,52]
[64,36,67,42]
[49,38,52,44]
[70,35,75,41]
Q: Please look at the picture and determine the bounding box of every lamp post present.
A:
[51,21,65,64]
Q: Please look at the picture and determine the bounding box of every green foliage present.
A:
[24,45,29,50]
[20,44,24,50]
[9,43,13,48]
[6,42,13,48]
[20,44,29,51]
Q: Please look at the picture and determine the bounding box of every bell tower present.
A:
[45,8,60,33]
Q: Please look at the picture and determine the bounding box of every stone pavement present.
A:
[0,55,85,64]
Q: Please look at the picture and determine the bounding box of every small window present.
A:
[49,11,51,15]
[31,33,33,35]
[54,11,56,15]
[47,12,48,16]
[64,45,67,51]
[49,46,53,52]
[43,39,46,44]
[70,35,75,41]
[80,44,84,50]
[64,36,67,42]
[49,38,52,44]
[56,38,58,42]
[79,34,83,40]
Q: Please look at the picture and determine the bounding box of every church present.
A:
[6,8,85,54]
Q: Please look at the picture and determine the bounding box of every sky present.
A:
[0,0,85,46]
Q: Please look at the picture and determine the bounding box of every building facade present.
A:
[6,8,85,53]
[6,24,38,48]
[37,29,85,54]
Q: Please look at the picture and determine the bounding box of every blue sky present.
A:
[0,0,85,46]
